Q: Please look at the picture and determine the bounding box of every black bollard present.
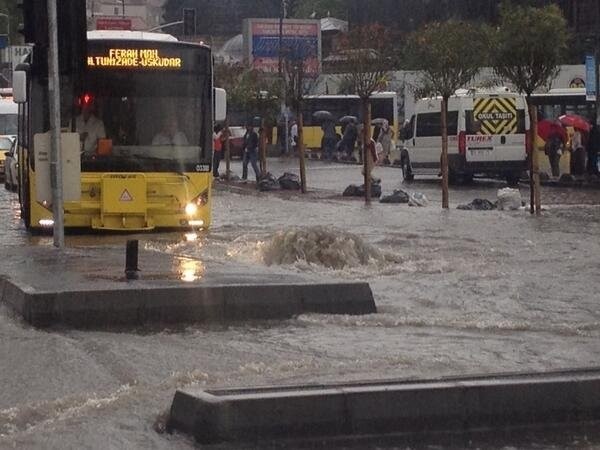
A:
[125,240,140,280]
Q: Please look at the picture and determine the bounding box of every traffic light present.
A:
[18,0,86,74]
[183,8,196,36]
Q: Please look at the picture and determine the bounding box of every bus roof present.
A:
[533,88,586,97]
[87,30,179,43]
[305,91,397,99]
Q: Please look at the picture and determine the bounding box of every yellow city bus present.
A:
[13,30,225,231]
[300,92,399,149]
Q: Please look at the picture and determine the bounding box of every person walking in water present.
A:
[378,119,394,165]
[242,123,261,182]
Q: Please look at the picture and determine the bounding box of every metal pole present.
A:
[596,0,600,126]
[280,1,289,155]
[47,0,65,248]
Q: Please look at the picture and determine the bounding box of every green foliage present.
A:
[337,23,394,100]
[289,0,346,19]
[405,20,487,99]
[490,2,569,96]
[214,63,281,124]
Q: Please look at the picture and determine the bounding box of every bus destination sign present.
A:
[87,48,182,69]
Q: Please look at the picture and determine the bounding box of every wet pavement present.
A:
[1,158,600,449]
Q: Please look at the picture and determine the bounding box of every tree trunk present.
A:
[527,99,541,214]
[298,110,307,193]
[224,119,231,181]
[362,98,371,205]
[441,96,449,209]
[259,119,267,175]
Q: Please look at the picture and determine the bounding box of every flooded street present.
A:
[1,160,600,449]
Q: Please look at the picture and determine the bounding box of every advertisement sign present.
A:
[586,55,596,101]
[96,18,132,31]
[244,19,321,77]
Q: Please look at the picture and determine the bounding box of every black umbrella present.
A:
[312,110,334,121]
[339,115,358,124]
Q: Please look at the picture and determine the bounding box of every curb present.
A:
[168,368,600,445]
[0,277,376,328]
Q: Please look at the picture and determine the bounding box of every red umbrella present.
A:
[537,119,567,143]
[558,114,591,132]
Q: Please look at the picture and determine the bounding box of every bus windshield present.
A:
[76,41,211,173]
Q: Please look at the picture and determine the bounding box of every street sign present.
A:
[96,18,132,30]
[0,35,8,50]
[586,55,596,101]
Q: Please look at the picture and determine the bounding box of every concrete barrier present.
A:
[168,368,600,445]
[0,277,375,328]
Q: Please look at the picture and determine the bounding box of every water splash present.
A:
[262,226,386,269]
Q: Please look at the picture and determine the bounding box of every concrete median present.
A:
[168,368,600,445]
[0,277,376,328]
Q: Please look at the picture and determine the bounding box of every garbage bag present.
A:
[343,182,381,198]
[457,198,496,210]
[408,191,429,207]
[380,189,410,204]
[258,172,279,191]
[278,172,301,190]
[356,182,382,198]
[343,184,361,196]
[496,188,521,210]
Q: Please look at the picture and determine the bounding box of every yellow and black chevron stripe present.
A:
[473,97,517,135]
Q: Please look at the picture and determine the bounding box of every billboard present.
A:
[244,19,321,77]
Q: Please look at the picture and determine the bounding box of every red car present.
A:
[226,126,246,159]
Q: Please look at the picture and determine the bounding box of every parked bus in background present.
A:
[13,30,225,232]
[531,88,592,176]
[300,92,399,151]
[531,88,593,122]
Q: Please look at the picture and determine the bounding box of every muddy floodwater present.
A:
[1,161,600,449]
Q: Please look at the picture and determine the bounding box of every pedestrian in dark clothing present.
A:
[587,123,600,175]
[242,124,261,181]
[321,120,337,160]
[340,121,358,159]
[545,134,563,178]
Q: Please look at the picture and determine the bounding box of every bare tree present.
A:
[405,20,487,209]
[491,2,569,214]
[283,56,310,193]
[338,24,394,204]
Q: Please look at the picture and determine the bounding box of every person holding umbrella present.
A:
[339,116,358,160]
[559,114,590,176]
[312,111,337,160]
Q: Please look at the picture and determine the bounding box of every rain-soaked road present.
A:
[1,159,600,449]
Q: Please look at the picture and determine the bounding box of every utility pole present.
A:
[47,0,65,248]
[595,0,600,126]
[279,0,289,155]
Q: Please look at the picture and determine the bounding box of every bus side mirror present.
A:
[13,71,27,104]
[214,87,227,122]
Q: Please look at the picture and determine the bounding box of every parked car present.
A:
[3,138,17,191]
[227,126,246,159]
[0,135,15,183]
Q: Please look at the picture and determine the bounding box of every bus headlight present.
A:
[185,203,198,217]
[39,219,54,227]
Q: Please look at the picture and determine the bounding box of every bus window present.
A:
[371,98,394,123]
